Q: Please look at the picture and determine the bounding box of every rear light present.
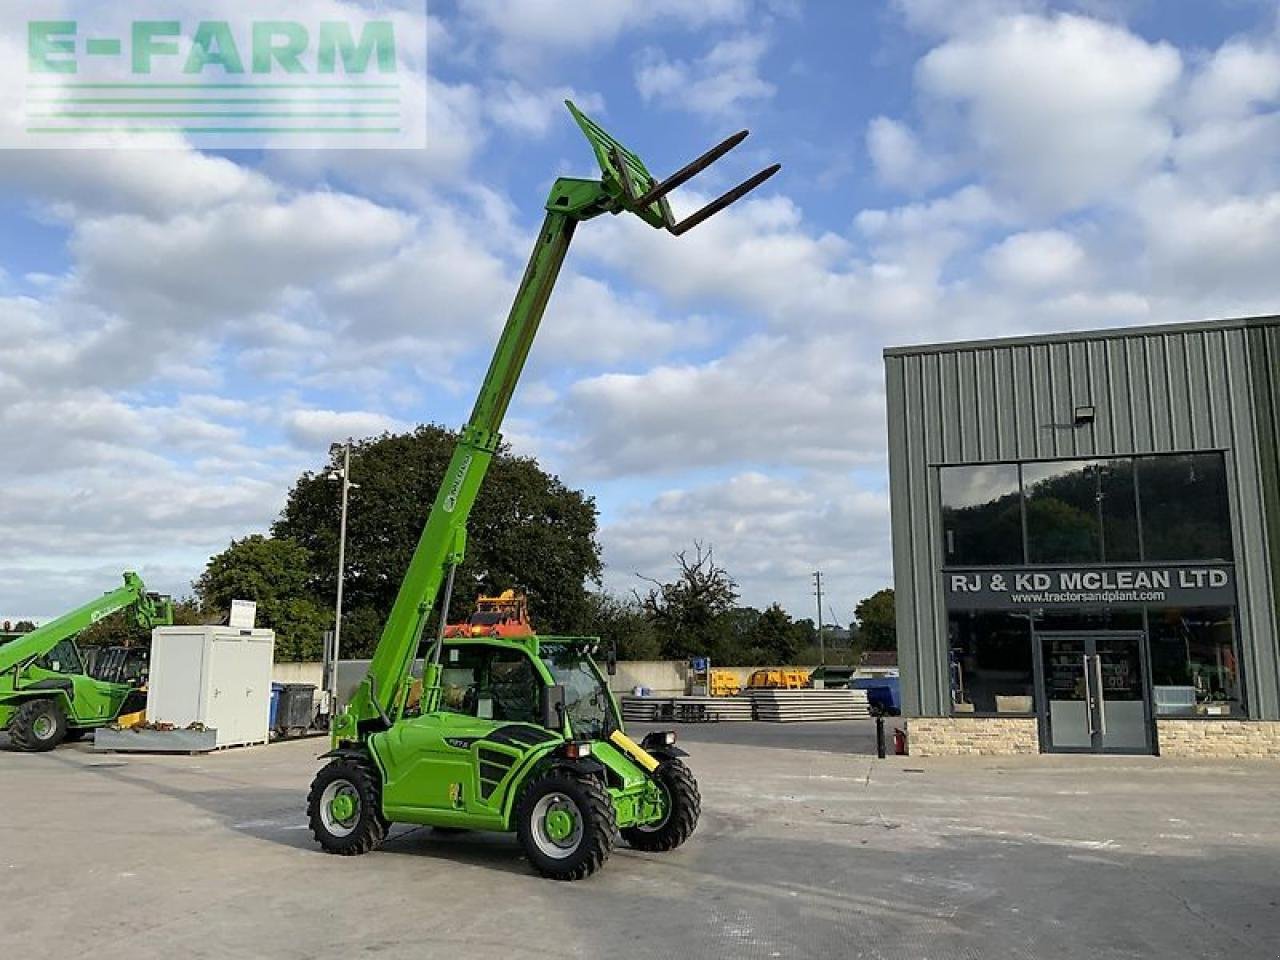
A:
[564,742,592,759]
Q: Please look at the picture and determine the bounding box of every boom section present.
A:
[339,102,780,738]
[0,572,170,675]
[347,207,582,729]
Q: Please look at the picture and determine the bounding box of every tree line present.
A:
[86,427,897,664]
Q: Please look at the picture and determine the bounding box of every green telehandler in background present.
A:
[0,572,173,751]
[307,103,780,879]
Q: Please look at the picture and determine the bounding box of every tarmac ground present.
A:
[3,720,1277,960]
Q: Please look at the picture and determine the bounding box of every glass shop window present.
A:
[1148,607,1243,717]
[1137,454,1233,561]
[949,612,1035,715]
[940,464,1024,566]
[1024,458,1139,564]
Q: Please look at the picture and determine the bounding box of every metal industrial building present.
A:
[885,315,1280,757]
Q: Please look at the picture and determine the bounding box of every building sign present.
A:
[944,564,1236,610]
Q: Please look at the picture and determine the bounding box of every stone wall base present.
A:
[907,717,1040,756]
[1156,720,1280,758]
[907,717,1280,758]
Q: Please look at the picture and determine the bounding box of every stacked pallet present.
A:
[620,695,754,722]
[747,688,870,722]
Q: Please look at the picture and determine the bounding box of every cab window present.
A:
[438,645,541,725]
[36,639,83,675]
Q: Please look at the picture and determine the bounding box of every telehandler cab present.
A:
[307,103,779,879]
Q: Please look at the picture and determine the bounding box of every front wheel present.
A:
[307,756,388,855]
[622,759,700,852]
[9,698,68,752]
[516,773,617,881]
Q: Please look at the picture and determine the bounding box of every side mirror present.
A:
[541,683,566,732]
[607,639,617,677]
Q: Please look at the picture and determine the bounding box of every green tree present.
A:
[751,602,799,664]
[854,588,896,651]
[194,535,330,660]
[195,426,603,661]
[638,543,739,661]
[582,592,661,661]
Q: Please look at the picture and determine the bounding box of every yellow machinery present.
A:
[709,670,741,697]
[746,668,810,690]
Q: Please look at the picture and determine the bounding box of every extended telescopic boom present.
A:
[0,572,173,676]
[336,103,780,740]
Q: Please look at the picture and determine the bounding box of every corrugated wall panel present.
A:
[1252,325,1280,719]
[885,317,1280,719]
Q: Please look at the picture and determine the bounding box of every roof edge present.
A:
[883,313,1280,359]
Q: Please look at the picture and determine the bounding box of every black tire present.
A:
[9,698,67,752]
[307,756,388,855]
[516,773,617,881]
[622,759,700,852]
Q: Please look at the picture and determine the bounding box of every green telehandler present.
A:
[308,102,780,880]
[0,572,174,751]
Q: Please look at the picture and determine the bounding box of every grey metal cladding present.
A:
[884,315,1280,719]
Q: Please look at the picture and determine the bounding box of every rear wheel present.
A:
[9,698,67,752]
[516,773,616,881]
[622,759,700,852]
[307,756,388,855]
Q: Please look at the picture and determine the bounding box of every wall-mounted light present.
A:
[1073,404,1096,426]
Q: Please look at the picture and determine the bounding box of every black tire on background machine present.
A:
[9,698,68,752]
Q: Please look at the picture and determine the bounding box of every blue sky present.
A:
[2,0,1279,621]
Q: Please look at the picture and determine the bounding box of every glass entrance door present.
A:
[1039,633,1151,754]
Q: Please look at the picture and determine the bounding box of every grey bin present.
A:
[275,683,316,737]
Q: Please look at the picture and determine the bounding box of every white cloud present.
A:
[867,116,953,193]
[635,34,775,117]
[458,0,749,71]
[565,333,885,478]
[285,409,406,448]
[983,230,1087,288]
[487,83,605,138]
[601,472,892,615]
[1183,41,1280,123]
[1136,177,1280,303]
[916,13,1182,210]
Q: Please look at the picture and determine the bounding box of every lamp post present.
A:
[813,570,825,666]
[327,442,359,702]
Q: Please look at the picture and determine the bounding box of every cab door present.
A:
[375,644,547,825]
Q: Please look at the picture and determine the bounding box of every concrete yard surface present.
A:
[3,722,1278,960]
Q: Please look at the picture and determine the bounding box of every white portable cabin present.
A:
[148,626,275,748]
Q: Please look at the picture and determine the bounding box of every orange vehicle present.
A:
[442,590,533,639]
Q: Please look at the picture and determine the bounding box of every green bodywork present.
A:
[0,572,174,732]
[362,635,665,832]
[326,102,777,835]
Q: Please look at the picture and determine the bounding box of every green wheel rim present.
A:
[33,715,55,740]
[545,808,576,842]
[330,793,357,822]
[530,793,584,859]
[319,780,361,838]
